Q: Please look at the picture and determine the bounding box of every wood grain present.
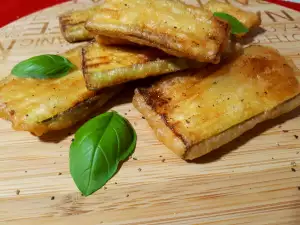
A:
[0,0,300,224]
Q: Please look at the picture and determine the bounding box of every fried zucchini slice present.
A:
[133,45,300,160]
[0,46,121,136]
[59,7,99,43]
[82,42,204,90]
[204,0,261,37]
[59,6,130,44]
[85,0,230,63]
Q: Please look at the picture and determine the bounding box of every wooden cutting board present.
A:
[0,1,300,224]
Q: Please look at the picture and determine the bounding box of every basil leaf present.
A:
[213,12,248,34]
[11,54,75,79]
[69,111,136,196]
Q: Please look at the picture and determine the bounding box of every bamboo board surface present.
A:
[0,0,300,224]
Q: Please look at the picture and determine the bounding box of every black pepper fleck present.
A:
[104,187,107,190]
[58,172,62,176]
[298,186,300,190]
[125,113,127,115]
[283,130,289,133]
[16,189,20,195]
[133,157,138,160]
[186,120,190,124]
[115,182,118,184]
[294,135,298,139]
[138,168,142,172]
[126,194,129,197]
[51,196,55,200]
[25,171,27,173]
[291,168,296,172]
[162,159,166,162]
[142,116,145,119]
[71,138,75,142]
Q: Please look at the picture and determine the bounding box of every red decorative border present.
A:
[0,0,69,28]
[265,0,300,11]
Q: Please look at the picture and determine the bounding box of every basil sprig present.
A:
[11,54,75,79]
[70,111,137,196]
[213,12,248,35]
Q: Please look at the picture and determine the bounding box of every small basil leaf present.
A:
[70,111,136,196]
[11,54,75,79]
[213,12,249,34]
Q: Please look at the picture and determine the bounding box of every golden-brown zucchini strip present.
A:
[59,6,130,44]
[133,45,300,160]
[204,0,261,37]
[59,7,99,43]
[82,42,204,91]
[0,46,121,136]
[85,0,229,63]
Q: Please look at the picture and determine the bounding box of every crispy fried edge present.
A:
[85,8,230,63]
[133,53,300,160]
[59,7,132,44]
[36,86,122,136]
[81,43,206,91]
[95,35,135,46]
[86,25,230,64]
[59,10,94,43]
[0,44,122,136]
[133,88,300,160]
[1,84,121,136]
